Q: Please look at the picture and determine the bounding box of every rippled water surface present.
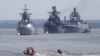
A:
[0,29,100,56]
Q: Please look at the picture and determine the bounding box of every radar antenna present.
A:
[22,4,29,11]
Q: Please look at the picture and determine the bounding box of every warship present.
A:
[17,4,36,35]
[43,6,62,33]
[63,8,91,33]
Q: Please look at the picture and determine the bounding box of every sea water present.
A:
[0,29,100,56]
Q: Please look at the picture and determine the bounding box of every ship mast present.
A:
[22,4,29,11]
[48,6,60,16]
[20,4,32,22]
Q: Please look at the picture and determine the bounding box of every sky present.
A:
[0,0,100,20]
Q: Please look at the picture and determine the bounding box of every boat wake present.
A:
[0,51,100,56]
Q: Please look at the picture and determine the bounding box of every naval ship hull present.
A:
[44,23,61,33]
[63,24,91,33]
[63,25,78,33]
[17,22,36,35]
[45,26,61,33]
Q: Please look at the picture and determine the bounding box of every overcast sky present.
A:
[0,0,100,20]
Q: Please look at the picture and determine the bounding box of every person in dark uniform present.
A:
[57,49,63,54]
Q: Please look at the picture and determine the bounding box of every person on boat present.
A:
[23,47,35,56]
[30,47,35,55]
[23,47,30,54]
[57,49,63,54]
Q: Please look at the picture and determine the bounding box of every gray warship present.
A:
[44,6,62,33]
[63,8,91,33]
[17,4,36,35]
